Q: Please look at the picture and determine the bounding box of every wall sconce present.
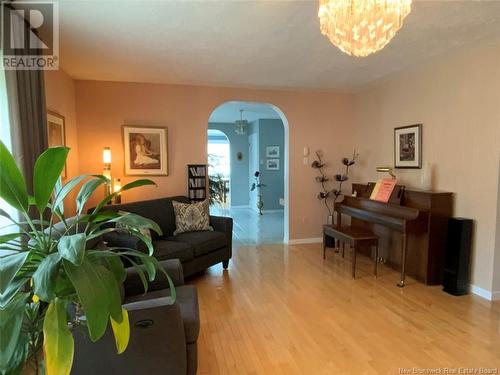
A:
[103,147,112,196]
[113,178,122,204]
[376,166,396,179]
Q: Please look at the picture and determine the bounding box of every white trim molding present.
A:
[470,285,500,301]
[287,237,323,245]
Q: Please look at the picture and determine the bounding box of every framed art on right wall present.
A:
[394,124,422,169]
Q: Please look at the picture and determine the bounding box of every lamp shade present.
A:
[103,147,112,164]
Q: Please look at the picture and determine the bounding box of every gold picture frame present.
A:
[46,110,67,179]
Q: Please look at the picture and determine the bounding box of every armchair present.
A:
[72,259,200,375]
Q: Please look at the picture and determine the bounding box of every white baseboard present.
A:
[287,237,322,245]
[470,285,500,301]
[231,205,250,209]
[262,209,284,213]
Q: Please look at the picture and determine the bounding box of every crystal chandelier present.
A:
[234,109,248,135]
[318,0,412,57]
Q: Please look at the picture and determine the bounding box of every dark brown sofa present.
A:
[100,196,233,277]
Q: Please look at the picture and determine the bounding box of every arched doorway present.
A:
[208,101,289,244]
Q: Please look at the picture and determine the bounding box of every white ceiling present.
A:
[209,101,281,123]
[57,0,500,91]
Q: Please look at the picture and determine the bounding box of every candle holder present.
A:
[113,178,122,204]
[103,147,112,196]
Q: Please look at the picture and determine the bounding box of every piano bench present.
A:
[322,225,379,279]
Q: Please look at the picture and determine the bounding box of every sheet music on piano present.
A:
[370,178,398,203]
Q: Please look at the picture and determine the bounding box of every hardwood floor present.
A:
[191,243,500,374]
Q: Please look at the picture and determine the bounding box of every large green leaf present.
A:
[110,213,162,235]
[43,298,74,375]
[4,334,28,375]
[63,258,110,341]
[52,174,89,215]
[91,179,156,214]
[33,147,69,212]
[0,293,28,373]
[32,253,61,302]
[128,259,149,294]
[99,264,123,323]
[128,229,154,256]
[76,177,107,215]
[85,211,121,224]
[0,141,29,213]
[0,233,22,244]
[120,179,157,192]
[110,308,130,354]
[0,252,29,294]
[0,277,26,309]
[105,255,126,284]
[0,208,12,220]
[57,233,86,265]
[87,226,155,255]
[141,256,156,282]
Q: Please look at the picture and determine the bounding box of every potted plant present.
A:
[250,171,266,215]
[0,141,173,375]
[209,173,229,206]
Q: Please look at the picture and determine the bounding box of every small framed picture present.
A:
[123,125,168,176]
[266,145,279,158]
[394,124,422,169]
[266,159,279,170]
[46,110,67,179]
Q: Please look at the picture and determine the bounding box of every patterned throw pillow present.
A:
[115,210,152,239]
[172,200,213,235]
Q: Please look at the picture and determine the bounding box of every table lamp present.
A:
[376,166,396,179]
[113,178,122,204]
[103,147,112,196]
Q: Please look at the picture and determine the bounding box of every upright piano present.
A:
[336,184,453,285]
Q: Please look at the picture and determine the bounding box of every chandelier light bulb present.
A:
[318,0,412,57]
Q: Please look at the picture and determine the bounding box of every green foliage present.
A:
[250,171,266,215]
[43,298,73,375]
[33,147,69,212]
[209,174,229,206]
[0,142,173,375]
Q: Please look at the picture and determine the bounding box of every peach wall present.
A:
[44,69,79,214]
[74,81,355,241]
[352,41,500,293]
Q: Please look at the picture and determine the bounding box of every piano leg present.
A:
[397,234,407,287]
[374,243,378,278]
[342,242,345,258]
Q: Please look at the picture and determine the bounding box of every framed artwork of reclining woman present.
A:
[123,125,168,176]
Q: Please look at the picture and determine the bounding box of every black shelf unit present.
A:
[187,164,208,202]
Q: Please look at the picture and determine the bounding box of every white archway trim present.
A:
[208,101,290,243]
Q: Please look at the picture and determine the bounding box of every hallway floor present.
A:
[210,206,284,245]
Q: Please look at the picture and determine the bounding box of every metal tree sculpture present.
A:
[312,150,359,217]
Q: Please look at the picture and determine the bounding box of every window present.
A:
[0,48,16,235]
